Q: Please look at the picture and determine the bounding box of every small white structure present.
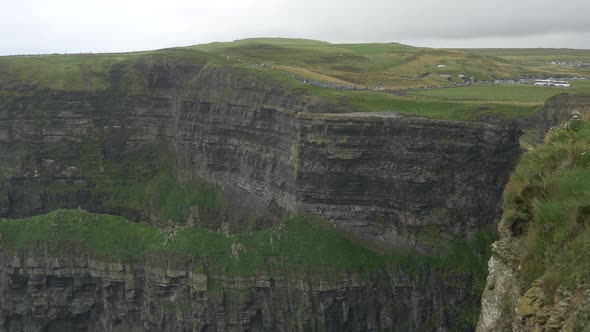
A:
[535,79,554,86]
[534,79,570,87]
[554,81,571,87]
[458,74,466,79]
[437,64,447,68]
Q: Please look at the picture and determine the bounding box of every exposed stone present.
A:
[0,247,474,331]
[230,243,246,260]
[0,69,522,250]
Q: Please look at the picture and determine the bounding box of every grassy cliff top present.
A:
[190,38,590,89]
[1,38,590,121]
[502,112,590,300]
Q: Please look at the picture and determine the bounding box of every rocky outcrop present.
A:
[0,244,472,332]
[516,93,590,147]
[478,216,590,332]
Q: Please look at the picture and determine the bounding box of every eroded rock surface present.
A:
[0,244,471,332]
[0,59,522,249]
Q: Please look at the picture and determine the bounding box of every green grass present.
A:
[0,209,494,279]
[0,48,217,93]
[192,39,589,120]
[3,38,589,122]
[410,85,568,104]
[0,54,132,91]
[344,91,540,120]
[244,66,541,120]
[502,113,590,302]
[190,38,523,89]
[192,39,590,89]
[0,208,493,328]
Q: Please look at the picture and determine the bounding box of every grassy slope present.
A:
[0,208,493,295]
[193,39,590,87]
[192,39,590,119]
[462,48,590,78]
[0,48,222,93]
[244,61,542,120]
[0,54,137,92]
[503,113,590,300]
[410,85,569,104]
[2,38,590,121]
[190,38,516,89]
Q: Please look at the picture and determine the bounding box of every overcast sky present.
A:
[2,0,590,55]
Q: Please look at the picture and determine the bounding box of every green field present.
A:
[297,88,540,120]
[194,40,532,89]
[192,39,590,89]
[410,85,570,104]
[572,79,590,94]
[2,38,590,121]
[0,54,139,92]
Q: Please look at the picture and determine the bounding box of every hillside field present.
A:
[2,38,590,121]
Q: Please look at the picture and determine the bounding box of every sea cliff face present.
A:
[0,242,476,332]
[0,53,532,331]
[0,57,521,248]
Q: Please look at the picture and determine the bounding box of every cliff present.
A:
[477,95,590,331]
[0,210,485,331]
[0,52,522,249]
[0,50,546,331]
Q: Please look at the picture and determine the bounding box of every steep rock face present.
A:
[295,113,519,247]
[0,245,471,332]
[0,61,522,248]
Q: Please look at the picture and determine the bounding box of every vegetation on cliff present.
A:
[504,112,590,296]
[0,208,492,328]
[12,140,225,224]
[480,111,590,330]
[0,209,490,276]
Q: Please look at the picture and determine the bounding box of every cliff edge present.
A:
[478,96,590,331]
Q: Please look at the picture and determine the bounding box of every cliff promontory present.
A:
[478,95,590,331]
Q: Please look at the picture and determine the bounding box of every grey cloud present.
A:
[1,0,590,55]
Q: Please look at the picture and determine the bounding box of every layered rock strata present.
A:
[0,244,470,332]
[0,61,522,248]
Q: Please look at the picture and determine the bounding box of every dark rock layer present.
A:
[0,63,522,248]
[0,243,473,332]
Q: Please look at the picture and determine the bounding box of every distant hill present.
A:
[1,38,590,121]
[189,38,590,89]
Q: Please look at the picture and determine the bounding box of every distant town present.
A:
[551,60,590,68]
